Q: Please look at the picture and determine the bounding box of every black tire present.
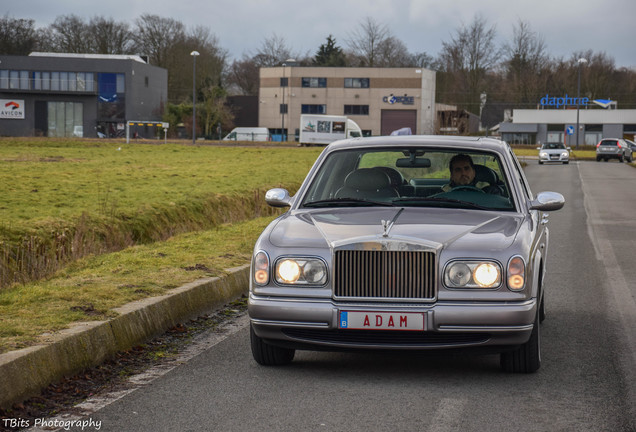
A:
[250,324,295,366]
[539,294,546,323]
[500,312,541,373]
[563,161,569,165]
[538,160,543,165]
[619,155,624,162]
[596,157,601,162]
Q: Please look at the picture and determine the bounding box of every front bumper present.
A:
[249,294,536,350]
[539,153,569,163]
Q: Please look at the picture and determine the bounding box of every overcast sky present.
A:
[5,0,636,68]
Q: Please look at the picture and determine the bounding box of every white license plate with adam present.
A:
[339,311,425,331]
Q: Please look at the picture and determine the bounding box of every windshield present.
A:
[541,143,566,149]
[301,148,515,211]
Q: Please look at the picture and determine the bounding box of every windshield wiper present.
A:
[303,198,395,208]
[392,196,490,210]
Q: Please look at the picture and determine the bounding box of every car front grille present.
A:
[333,250,436,301]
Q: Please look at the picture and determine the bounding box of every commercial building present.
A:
[499,95,636,146]
[0,53,168,138]
[258,66,436,140]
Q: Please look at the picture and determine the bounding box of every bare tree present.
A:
[0,14,38,55]
[252,33,294,66]
[48,15,92,53]
[437,14,499,111]
[88,16,134,54]
[226,56,260,95]
[375,36,413,67]
[501,19,550,105]
[346,16,390,67]
[132,14,186,67]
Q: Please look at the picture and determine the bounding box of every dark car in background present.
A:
[249,136,565,373]
[596,138,634,162]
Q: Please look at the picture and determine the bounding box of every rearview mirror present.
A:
[396,157,431,168]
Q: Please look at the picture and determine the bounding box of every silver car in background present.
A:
[596,138,634,162]
[538,142,570,164]
[249,136,565,373]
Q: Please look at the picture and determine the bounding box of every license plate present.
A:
[339,311,425,331]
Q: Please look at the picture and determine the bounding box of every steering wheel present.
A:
[452,185,485,193]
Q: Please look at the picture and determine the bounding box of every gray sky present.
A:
[5,0,636,68]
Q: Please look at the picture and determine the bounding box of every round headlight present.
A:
[277,259,301,283]
[473,263,500,287]
[448,262,471,286]
[303,260,326,284]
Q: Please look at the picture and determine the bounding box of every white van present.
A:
[223,127,270,142]
[299,115,362,146]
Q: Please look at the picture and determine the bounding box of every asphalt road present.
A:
[33,160,636,432]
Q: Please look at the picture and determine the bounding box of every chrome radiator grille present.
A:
[333,250,437,300]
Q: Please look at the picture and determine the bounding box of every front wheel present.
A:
[250,324,295,366]
[500,312,541,373]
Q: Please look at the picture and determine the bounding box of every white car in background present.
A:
[537,142,570,164]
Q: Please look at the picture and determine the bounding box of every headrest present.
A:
[473,164,496,184]
[344,168,391,190]
[375,166,404,187]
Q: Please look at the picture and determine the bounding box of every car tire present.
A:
[250,324,295,366]
[596,157,601,162]
[619,156,624,162]
[539,294,546,323]
[500,312,541,373]
[538,160,543,165]
[563,161,569,165]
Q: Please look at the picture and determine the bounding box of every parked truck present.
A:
[299,115,362,146]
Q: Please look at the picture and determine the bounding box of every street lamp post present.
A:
[191,50,200,145]
[575,57,588,149]
[280,59,296,143]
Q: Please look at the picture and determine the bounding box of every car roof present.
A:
[326,135,511,154]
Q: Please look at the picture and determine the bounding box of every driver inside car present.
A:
[441,153,490,192]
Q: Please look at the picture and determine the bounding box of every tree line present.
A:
[1,13,635,133]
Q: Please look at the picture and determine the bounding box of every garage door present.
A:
[381,110,417,136]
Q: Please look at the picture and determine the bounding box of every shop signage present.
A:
[1,99,25,119]
[539,94,588,108]
[383,94,415,105]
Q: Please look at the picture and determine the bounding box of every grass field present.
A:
[0,138,603,353]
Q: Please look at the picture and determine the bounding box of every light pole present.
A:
[191,50,200,145]
[280,58,295,142]
[575,57,587,149]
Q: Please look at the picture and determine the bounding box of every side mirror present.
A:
[529,191,565,211]
[265,188,292,208]
[536,147,541,150]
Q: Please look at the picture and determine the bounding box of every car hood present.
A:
[268,207,523,252]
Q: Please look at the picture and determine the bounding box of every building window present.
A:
[47,101,83,137]
[280,104,288,114]
[344,78,370,88]
[302,77,327,88]
[280,77,288,87]
[145,76,149,87]
[301,104,327,114]
[344,105,369,115]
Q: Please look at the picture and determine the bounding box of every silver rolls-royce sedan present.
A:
[249,136,565,373]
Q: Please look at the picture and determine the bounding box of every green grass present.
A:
[0,217,274,353]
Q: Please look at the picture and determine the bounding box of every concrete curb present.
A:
[0,264,250,410]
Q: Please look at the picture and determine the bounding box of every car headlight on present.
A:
[507,256,526,291]
[275,257,327,285]
[253,251,270,286]
[561,152,569,158]
[444,261,502,288]
[540,152,548,158]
